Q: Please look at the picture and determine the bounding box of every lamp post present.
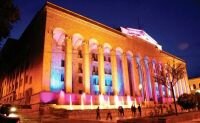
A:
[139,84,145,101]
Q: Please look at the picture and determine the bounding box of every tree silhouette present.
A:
[155,61,185,115]
[0,0,20,41]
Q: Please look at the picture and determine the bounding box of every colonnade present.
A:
[51,28,190,103]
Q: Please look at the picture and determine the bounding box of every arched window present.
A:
[193,84,196,89]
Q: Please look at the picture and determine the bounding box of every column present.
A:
[42,31,52,91]
[83,40,90,94]
[65,36,72,93]
[178,80,183,95]
[132,57,140,97]
[158,84,163,99]
[111,49,118,95]
[150,61,157,102]
[181,78,186,93]
[144,59,153,101]
[129,56,136,97]
[98,45,105,94]
[141,60,147,101]
[122,53,130,96]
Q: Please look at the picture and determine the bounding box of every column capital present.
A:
[82,40,89,45]
[122,52,127,57]
[98,44,103,49]
[110,49,116,55]
[66,36,72,41]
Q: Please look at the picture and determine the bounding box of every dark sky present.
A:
[8,0,200,78]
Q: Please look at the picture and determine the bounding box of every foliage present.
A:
[195,92,200,110]
[177,93,196,110]
[0,0,20,41]
[155,62,185,89]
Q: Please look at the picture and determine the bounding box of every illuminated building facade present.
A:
[0,2,190,109]
[189,77,200,94]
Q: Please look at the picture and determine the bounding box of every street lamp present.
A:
[139,84,145,101]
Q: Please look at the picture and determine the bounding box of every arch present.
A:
[126,51,133,60]
[89,38,99,51]
[126,51,133,57]
[72,33,84,48]
[116,47,123,55]
[103,43,112,54]
[144,56,149,60]
[53,28,66,46]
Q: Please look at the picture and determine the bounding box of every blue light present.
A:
[50,68,64,92]
[91,75,99,94]
[117,56,124,96]
[105,75,112,95]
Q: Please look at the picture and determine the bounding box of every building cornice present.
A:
[46,2,126,38]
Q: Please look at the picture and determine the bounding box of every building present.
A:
[0,2,190,110]
[189,77,200,94]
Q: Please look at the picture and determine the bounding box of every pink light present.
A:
[58,90,65,104]
[40,92,55,103]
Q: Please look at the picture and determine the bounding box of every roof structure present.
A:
[120,27,162,50]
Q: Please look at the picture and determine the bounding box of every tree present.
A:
[177,93,196,110]
[195,92,200,110]
[0,0,20,41]
[155,61,185,115]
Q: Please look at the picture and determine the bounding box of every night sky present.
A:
[5,0,200,78]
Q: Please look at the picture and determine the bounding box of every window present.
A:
[61,74,64,81]
[61,60,65,67]
[108,57,111,62]
[105,80,112,86]
[92,66,98,75]
[25,75,28,84]
[94,91,99,95]
[92,53,98,61]
[29,76,32,84]
[199,83,200,88]
[78,50,83,58]
[193,84,196,89]
[78,63,83,73]
[15,82,18,89]
[78,76,82,83]
[104,56,106,61]
[93,78,99,85]
[79,90,83,94]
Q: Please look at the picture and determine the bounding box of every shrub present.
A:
[177,93,196,110]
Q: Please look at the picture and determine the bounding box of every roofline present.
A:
[188,77,200,80]
[46,2,126,37]
[160,50,185,63]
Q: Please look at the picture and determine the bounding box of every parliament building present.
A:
[0,2,190,110]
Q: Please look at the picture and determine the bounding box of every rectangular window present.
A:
[29,76,32,84]
[61,60,65,67]
[108,57,111,62]
[92,53,98,61]
[61,74,64,81]
[25,75,28,84]
[78,63,82,73]
[78,76,82,83]
[79,90,83,94]
[78,50,83,58]
[94,91,98,95]
[15,82,18,89]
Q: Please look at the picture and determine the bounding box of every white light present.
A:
[139,84,142,90]
[8,113,18,118]
[120,27,162,50]
[10,107,17,112]
[196,90,200,93]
